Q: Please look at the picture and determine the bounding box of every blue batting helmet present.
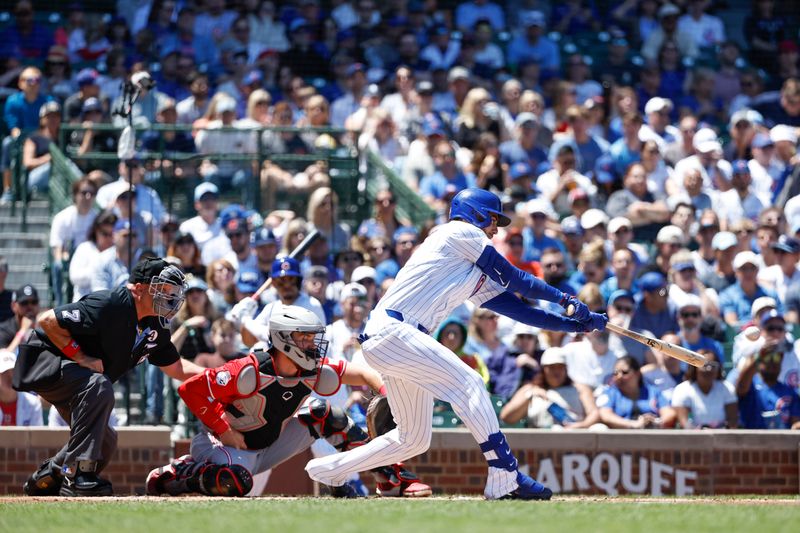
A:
[271,256,302,278]
[449,188,511,228]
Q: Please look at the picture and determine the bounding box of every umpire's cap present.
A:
[271,256,302,278]
[130,257,173,283]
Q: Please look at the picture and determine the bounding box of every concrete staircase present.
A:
[0,200,50,304]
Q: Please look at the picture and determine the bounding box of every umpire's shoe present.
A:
[499,472,553,501]
[59,461,113,497]
[23,459,63,496]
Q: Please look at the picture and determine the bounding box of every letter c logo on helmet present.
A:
[271,256,302,278]
[449,188,511,229]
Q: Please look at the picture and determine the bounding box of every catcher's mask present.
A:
[148,264,187,328]
[268,305,328,371]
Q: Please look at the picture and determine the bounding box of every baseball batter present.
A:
[305,188,607,499]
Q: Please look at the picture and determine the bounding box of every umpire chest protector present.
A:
[41,287,177,383]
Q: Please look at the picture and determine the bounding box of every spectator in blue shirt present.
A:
[374,227,418,285]
[455,0,506,33]
[675,293,725,364]
[159,7,221,77]
[0,1,53,63]
[719,251,778,327]
[630,271,679,339]
[507,11,560,71]
[2,66,52,203]
[549,105,611,176]
[597,356,677,429]
[499,112,549,172]
[736,340,800,429]
[609,111,644,177]
[521,198,564,262]
[419,139,476,215]
[600,248,640,303]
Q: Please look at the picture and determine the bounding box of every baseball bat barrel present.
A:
[605,322,708,368]
[251,229,322,300]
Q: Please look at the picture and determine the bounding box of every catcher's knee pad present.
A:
[198,463,253,497]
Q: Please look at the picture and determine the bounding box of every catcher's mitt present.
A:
[366,394,396,439]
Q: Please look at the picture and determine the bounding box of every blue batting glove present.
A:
[562,295,590,322]
[581,312,608,332]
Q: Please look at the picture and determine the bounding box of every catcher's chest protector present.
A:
[225,370,316,449]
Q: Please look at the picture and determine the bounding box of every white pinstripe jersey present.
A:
[375,221,505,333]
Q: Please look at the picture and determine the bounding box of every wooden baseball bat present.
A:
[251,229,322,300]
[606,322,708,368]
[566,304,707,368]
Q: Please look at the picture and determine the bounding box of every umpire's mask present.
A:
[148,264,187,328]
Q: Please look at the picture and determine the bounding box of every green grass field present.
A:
[2,497,800,533]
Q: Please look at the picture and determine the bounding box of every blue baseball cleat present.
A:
[500,472,553,501]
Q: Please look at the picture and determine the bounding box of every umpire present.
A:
[14,258,205,497]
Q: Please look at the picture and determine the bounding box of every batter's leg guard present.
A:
[158,455,253,497]
[23,458,63,496]
[372,463,432,498]
[297,399,369,451]
[479,432,519,472]
[480,432,552,501]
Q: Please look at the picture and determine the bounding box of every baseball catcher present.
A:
[147,305,431,497]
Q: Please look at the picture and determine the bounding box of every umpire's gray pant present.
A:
[37,359,118,472]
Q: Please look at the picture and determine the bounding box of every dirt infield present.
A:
[2,495,798,505]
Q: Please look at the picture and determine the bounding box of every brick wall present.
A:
[2,428,799,496]
[393,429,800,496]
[0,427,171,495]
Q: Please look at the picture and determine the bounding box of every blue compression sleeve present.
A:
[475,245,567,304]
[482,292,584,333]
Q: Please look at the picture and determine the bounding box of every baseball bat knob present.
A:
[566,304,575,316]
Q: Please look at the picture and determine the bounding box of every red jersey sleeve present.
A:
[177,354,260,436]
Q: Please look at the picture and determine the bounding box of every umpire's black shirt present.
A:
[43,286,179,383]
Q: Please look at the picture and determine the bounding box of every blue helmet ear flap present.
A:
[450,188,510,228]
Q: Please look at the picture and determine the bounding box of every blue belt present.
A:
[385,309,430,334]
[358,309,429,344]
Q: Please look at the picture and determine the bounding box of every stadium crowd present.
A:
[2,0,800,434]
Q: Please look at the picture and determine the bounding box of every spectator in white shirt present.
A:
[677,0,725,50]
[758,236,800,306]
[0,351,43,426]
[69,211,117,302]
[179,182,222,255]
[50,177,99,305]
[715,160,765,230]
[671,349,738,428]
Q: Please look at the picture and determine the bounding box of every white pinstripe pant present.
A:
[305,320,518,498]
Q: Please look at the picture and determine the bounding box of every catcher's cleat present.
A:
[23,459,63,496]
[373,463,432,498]
[499,472,552,501]
[147,455,195,496]
[146,464,178,496]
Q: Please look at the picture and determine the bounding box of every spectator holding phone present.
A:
[735,313,800,429]
[500,347,601,429]
[597,355,677,429]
